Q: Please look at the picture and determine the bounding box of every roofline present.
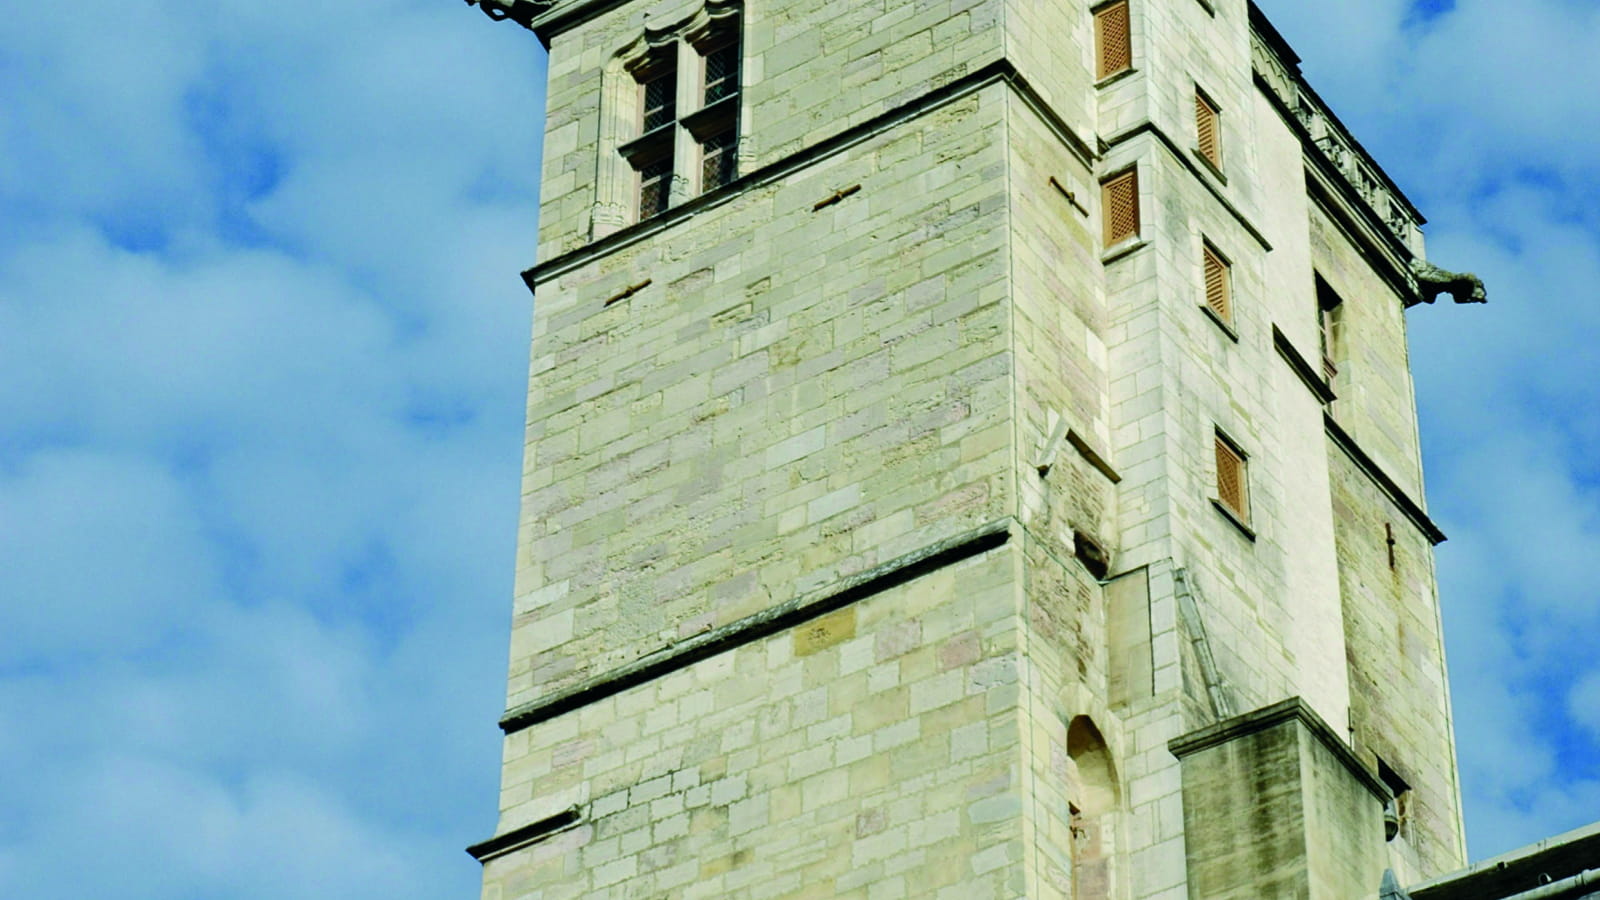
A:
[1247,1,1427,230]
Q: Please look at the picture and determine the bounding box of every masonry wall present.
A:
[1095,124,1354,739]
[1329,445,1467,880]
[513,86,1014,710]
[1309,202,1426,498]
[490,1,1471,897]
[535,0,1008,261]
[485,544,1026,900]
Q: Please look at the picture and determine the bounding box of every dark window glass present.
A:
[639,155,673,218]
[642,71,675,133]
[703,43,739,104]
[701,129,737,190]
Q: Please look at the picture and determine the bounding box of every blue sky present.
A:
[0,1,1595,897]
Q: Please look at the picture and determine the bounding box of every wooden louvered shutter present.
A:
[1203,244,1230,322]
[1102,169,1139,247]
[1196,91,1221,169]
[1095,2,1132,80]
[1215,434,1247,520]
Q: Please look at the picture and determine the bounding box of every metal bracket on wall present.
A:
[1049,176,1091,217]
[604,279,652,306]
[812,184,861,211]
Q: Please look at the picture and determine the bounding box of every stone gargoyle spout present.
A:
[1410,258,1488,304]
[463,0,552,28]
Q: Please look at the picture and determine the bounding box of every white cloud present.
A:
[1571,671,1600,741]
[2,0,1596,894]
[0,0,539,896]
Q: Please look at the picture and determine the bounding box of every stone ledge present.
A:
[1273,324,1335,405]
[498,518,1014,734]
[1325,414,1447,545]
[1169,696,1390,803]
[466,806,581,863]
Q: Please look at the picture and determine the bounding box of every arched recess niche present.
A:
[1066,715,1120,900]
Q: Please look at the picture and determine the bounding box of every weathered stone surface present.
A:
[471,0,1472,896]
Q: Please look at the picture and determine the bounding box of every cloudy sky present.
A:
[0,1,1595,897]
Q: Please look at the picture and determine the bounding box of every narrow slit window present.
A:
[1214,432,1248,522]
[1102,169,1140,247]
[1095,1,1133,81]
[1203,242,1231,324]
[1195,90,1221,170]
[1316,275,1344,380]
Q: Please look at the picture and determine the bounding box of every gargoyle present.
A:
[462,0,552,28]
[1410,258,1487,304]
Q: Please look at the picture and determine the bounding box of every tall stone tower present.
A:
[462,0,1485,896]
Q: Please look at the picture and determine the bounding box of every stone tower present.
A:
[462,0,1484,896]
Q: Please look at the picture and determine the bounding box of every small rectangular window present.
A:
[1316,274,1344,379]
[1203,242,1231,324]
[1095,1,1133,81]
[638,154,673,219]
[1214,432,1248,522]
[1195,90,1221,170]
[701,128,737,190]
[1102,169,1139,247]
[703,42,740,105]
[641,67,676,134]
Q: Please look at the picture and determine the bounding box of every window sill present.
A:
[1101,238,1147,265]
[1199,304,1239,342]
[1211,499,1256,542]
[682,94,738,140]
[1096,67,1139,90]
[618,125,673,164]
[1191,148,1227,184]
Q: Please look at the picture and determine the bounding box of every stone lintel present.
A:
[1169,696,1389,803]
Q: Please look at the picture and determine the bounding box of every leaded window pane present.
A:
[703,44,739,104]
[643,72,675,133]
[701,130,737,190]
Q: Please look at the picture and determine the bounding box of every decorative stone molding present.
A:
[1249,5,1425,256]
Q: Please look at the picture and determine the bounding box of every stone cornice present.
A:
[1248,3,1426,262]
[1169,696,1391,803]
[498,520,1013,735]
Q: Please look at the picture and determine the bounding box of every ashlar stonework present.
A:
[457,0,1502,897]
